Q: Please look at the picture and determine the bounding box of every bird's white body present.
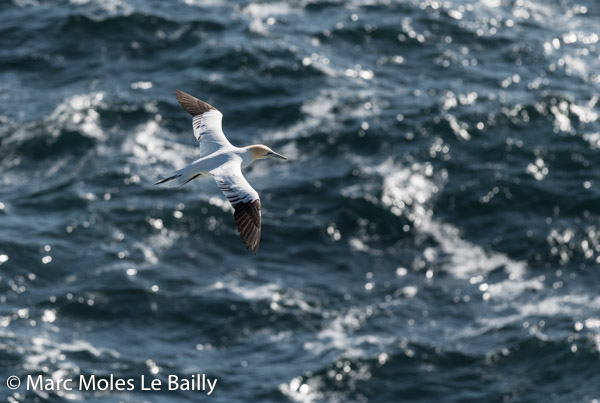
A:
[156,90,287,254]
[165,146,254,187]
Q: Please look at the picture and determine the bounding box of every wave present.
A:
[61,12,225,34]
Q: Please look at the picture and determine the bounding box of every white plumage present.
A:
[156,90,288,254]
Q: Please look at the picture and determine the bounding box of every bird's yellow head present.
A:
[246,144,288,161]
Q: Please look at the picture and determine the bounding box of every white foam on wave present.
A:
[371,158,529,290]
[570,98,599,124]
[511,0,553,22]
[518,295,600,317]
[69,0,133,15]
[182,0,223,6]
[3,92,106,151]
[279,377,325,403]
[203,278,319,314]
[206,279,279,300]
[363,158,600,353]
[267,90,338,143]
[281,151,600,399]
[282,300,400,403]
[51,93,105,139]
[125,118,195,170]
[12,0,40,8]
[1,92,110,187]
[476,294,600,349]
[583,132,600,150]
[348,237,383,256]
[305,305,395,357]
[267,88,378,147]
[342,158,548,332]
[243,2,293,19]
[18,334,120,400]
[243,2,295,35]
[286,159,537,385]
[22,333,118,372]
[131,231,179,266]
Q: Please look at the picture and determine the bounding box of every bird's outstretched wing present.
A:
[174,89,233,157]
[211,162,261,254]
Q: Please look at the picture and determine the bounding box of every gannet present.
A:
[156,90,288,254]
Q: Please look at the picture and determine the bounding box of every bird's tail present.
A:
[155,173,182,186]
[155,167,208,187]
[155,167,190,187]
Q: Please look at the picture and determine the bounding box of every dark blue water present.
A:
[1,0,600,401]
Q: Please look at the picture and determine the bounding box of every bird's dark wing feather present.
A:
[174,89,232,156]
[212,163,261,254]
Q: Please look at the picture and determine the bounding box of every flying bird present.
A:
[156,90,288,254]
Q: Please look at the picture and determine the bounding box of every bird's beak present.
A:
[269,151,288,160]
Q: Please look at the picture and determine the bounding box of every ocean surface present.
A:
[1,0,600,401]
